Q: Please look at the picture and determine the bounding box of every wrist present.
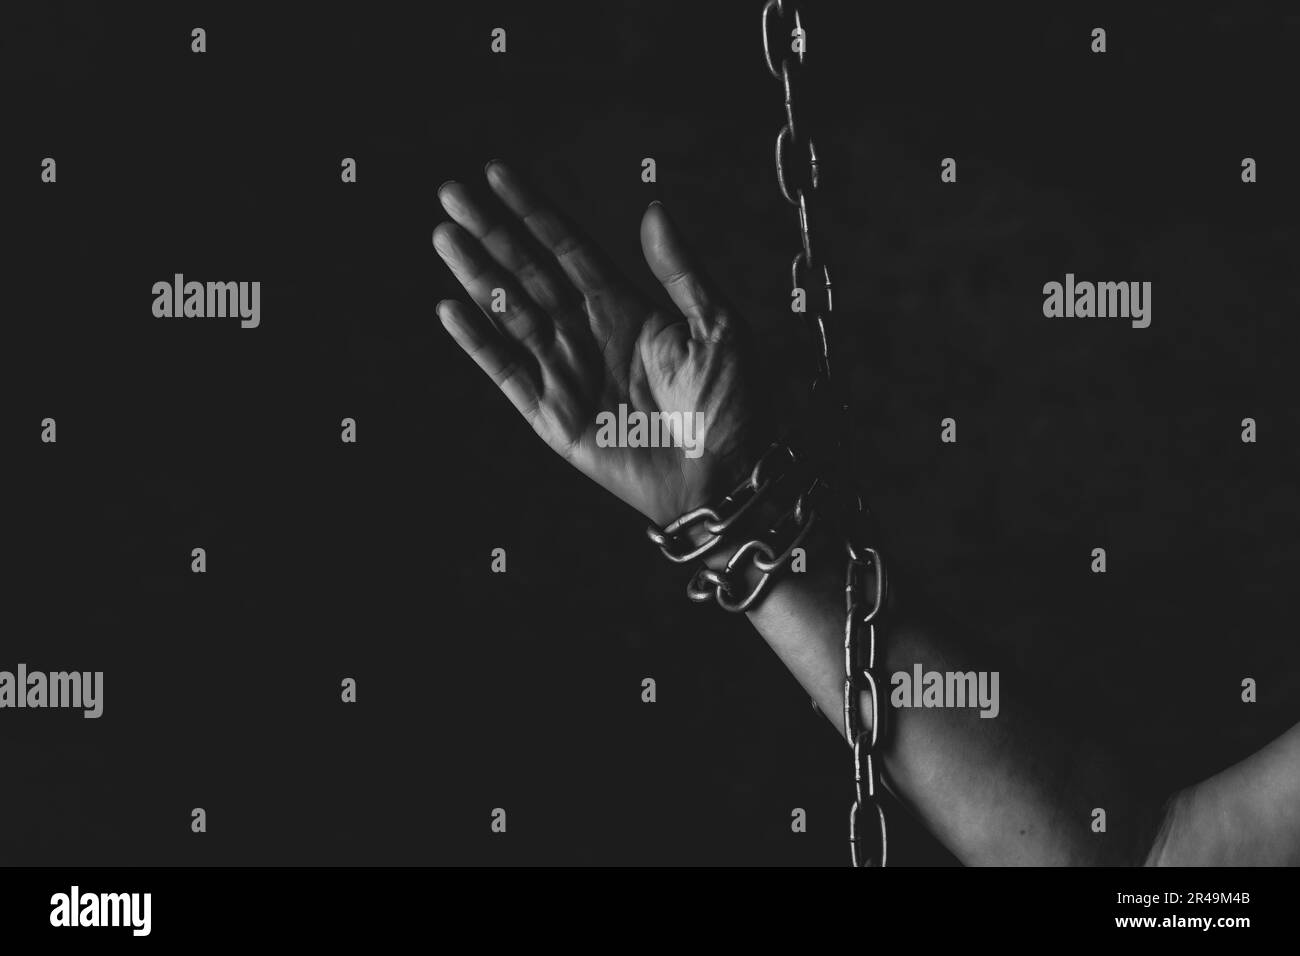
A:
[685,451,836,610]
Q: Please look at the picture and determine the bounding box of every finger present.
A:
[639,200,734,341]
[438,179,579,317]
[432,220,554,355]
[483,160,625,301]
[437,298,542,422]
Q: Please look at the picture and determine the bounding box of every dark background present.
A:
[3,2,1297,865]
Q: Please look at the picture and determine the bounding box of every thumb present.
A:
[640,201,735,340]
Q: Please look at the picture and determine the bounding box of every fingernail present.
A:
[483,159,503,175]
[432,226,451,254]
[437,179,457,196]
[648,199,663,209]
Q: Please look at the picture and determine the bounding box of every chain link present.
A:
[648,441,824,613]
[761,0,888,868]
[684,474,825,612]
[646,443,797,562]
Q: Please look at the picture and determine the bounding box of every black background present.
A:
[3,2,1297,866]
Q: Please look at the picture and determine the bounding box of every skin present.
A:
[435,160,1300,866]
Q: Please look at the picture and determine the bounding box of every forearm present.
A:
[734,517,1166,866]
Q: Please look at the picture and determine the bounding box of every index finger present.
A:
[483,160,625,299]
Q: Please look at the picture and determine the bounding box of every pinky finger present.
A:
[438,298,542,423]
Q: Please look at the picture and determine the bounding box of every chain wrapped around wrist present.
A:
[645,442,825,613]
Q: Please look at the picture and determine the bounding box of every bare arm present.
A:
[1148,721,1300,866]
[434,161,1299,866]
[728,517,1165,865]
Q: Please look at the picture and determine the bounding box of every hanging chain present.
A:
[761,0,888,868]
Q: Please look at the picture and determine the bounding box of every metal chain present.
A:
[761,0,888,868]
[684,472,825,612]
[647,443,824,613]
[646,443,797,564]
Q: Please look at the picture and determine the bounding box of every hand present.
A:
[434,160,763,527]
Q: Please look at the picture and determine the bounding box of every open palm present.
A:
[434,161,761,527]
